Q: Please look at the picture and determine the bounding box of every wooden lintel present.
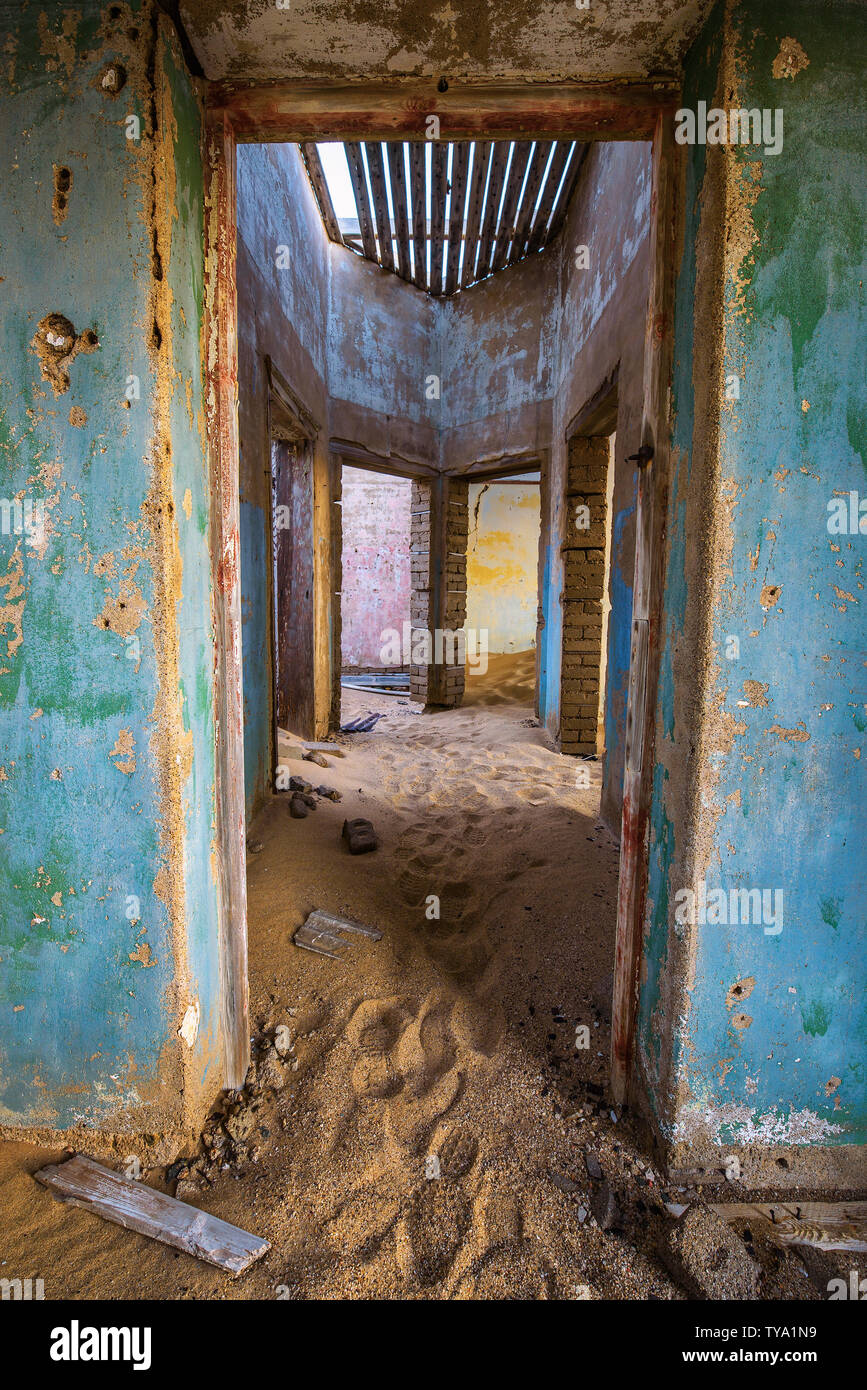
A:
[207,80,679,143]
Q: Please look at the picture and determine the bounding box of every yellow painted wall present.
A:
[466,481,540,653]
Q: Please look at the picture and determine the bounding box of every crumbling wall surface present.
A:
[0,3,220,1145]
[327,248,439,470]
[544,139,653,830]
[236,141,330,819]
[340,468,411,669]
[440,251,557,472]
[180,0,714,84]
[639,0,867,1180]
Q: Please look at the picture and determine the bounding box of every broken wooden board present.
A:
[710,1201,867,1253]
[293,909,383,960]
[35,1155,270,1275]
[303,741,346,757]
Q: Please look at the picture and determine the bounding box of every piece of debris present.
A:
[584,1150,603,1181]
[590,1181,622,1231]
[303,741,346,757]
[724,1153,741,1182]
[302,749,330,767]
[34,1154,269,1276]
[289,775,312,793]
[342,816,379,854]
[550,1171,581,1196]
[246,838,264,855]
[316,785,342,801]
[660,1202,759,1300]
[293,908,383,960]
[709,1201,867,1253]
[341,712,384,734]
[289,793,310,818]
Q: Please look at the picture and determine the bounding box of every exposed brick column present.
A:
[410,478,434,702]
[441,479,469,707]
[409,477,469,706]
[560,436,610,754]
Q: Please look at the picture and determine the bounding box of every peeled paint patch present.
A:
[128,940,154,967]
[95,581,147,638]
[741,680,769,708]
[0,543,26,670]
[179,1000,200,1048]
[108,728,136,774]
[772,36,809,81]
[676,1102,844,1146]
[767,721,810,743]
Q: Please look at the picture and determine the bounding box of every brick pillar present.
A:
[441,479,469,707]
[409,477,469,707]
[560,436,610,754]
[410,479,434,703]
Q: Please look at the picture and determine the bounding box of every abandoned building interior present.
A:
[0,0,865,1303]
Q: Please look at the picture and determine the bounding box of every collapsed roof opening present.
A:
[301,139,587,297]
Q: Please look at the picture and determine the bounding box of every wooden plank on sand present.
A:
[35,1155,270,1275]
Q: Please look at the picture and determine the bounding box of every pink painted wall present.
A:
[340,466,411,669]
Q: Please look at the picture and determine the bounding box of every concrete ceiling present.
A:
[179,0,716,84]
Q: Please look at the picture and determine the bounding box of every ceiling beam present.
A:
[363,141,395,273]
[546,142,589,243]
[461,140,491,289]
[476,142,510,282]
[409,143,427,292]
[344,142,378,261]
[526,140,573,254]
[429,142,448,295]
[444,142,470,297]
[509,140,552,260]
[491,140,532,274]
[209,80,678,143]
[386,143,412,282]
[299,143,342,243]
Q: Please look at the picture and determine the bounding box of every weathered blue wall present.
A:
[236,141,331,821]
[0,4,220,1140]
[640,0,867,1167]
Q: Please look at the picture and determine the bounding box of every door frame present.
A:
[203,87,680,1102]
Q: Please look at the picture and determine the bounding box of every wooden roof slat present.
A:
[429,142,448,296]
[490,140,532,274]
[510,141,553,261]
[363,141,395,273]
[299,143,343,244]
[475,142,510,282]
[386,142,412,282]
[409,143,427,292]
[344,142,378,261]
[444,141,470,297]
[526,141,574,255]
[545,142,587,243]
[460,140,491,288]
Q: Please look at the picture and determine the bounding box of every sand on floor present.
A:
[0,652,835,1299]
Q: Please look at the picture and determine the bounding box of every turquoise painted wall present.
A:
[0,5,220,1132]
[641,0,867,1151]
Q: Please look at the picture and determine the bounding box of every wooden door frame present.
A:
[203,85,679,1103]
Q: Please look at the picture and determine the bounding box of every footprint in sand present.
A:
[430,1122,478,1179]
[396,1183,472,1286]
